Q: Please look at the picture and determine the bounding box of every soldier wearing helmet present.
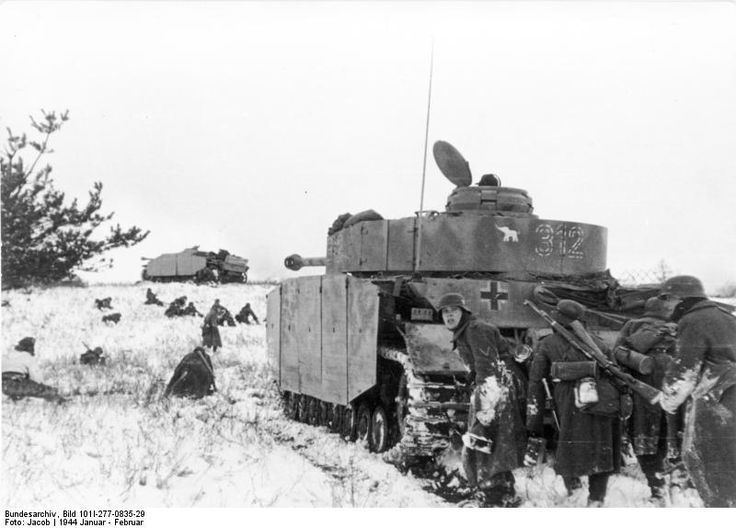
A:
[2,337,64,403]
[614,296,679,504]
[202,300,223,352]
[437,292,526,507]
[526,299,621,506]
[659,275,736,507]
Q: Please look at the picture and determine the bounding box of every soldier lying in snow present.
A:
[80,346,107,366]
[145,288,164,306]
[2,337,65,403]
[217,305,236,327]
[182,302,203,317]
[94,297,113,310]
[102,313,122,324]
[163,346,216,399]
[164,296,188,318]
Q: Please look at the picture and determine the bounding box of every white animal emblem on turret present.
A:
[496,225,519,242]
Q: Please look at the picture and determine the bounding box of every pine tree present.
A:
[1,110,149,289]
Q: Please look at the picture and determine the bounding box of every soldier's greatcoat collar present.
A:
[451,314,473,347]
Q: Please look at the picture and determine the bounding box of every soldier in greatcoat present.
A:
[163,346,216,399]
[202,301,223,352]
[526,300,621,506]
[658,275,736,507]
[614,296,678,502]
[2,337,65,403]
[438,293,526,507]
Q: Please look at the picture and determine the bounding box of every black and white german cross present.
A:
[480,281,509,311]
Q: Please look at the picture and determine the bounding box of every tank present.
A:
[266,141,658,464]
[142,247,249,284]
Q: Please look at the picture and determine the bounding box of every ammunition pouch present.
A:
[613,346,654,375]
[550,361,597,381]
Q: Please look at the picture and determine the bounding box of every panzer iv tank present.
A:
[266,141,657,464]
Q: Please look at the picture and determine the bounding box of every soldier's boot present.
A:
[563,476,583,496]
[587,471,611,506]
[481,472,520,508]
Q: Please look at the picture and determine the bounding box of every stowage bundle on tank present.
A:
[142,246,249,284]
[266,140,663,468]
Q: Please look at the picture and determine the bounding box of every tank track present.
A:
[379,347,471,462]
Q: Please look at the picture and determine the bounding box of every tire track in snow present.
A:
[259,413,448,507]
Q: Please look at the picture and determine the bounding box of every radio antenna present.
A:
[414,40,434,273]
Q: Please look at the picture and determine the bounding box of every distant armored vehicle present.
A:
[142,247,249,284]
[267,141,658,464]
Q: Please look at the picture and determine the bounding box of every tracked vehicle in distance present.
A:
[142,247,249,284]
[266,141,658,464]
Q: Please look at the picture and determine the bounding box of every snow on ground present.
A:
[2,284,729,508]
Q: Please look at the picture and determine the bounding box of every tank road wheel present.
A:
[288,394,300,420]
[329,404,341,434]
[395,372,410,439]
[296,395,308,423]
[370,405,389,453]
[307,397,320,426]
[341,406,357,441]
[282,392,295,419]
[319,402,330,427]
[356,403,373,447]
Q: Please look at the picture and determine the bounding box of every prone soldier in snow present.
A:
[2,337,65,403]
[614,296,679,503]
[235,302,260,325]
[80,346,107,366]
[658,275,736,507]
[182,302,203,317]
[164,296,187,318]
[145,288,164,306]
[526,300,622,507]
[163,346,216,399]
[202,301,223,352]
[102,312,121,324]
[94,297,113,311]
[217,305,236,327]
[439,293,526,507]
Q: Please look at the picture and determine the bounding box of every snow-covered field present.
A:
[2,283,730,508]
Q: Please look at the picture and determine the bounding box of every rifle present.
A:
[524,300,662,405]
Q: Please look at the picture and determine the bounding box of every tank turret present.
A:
[267,140,654,466]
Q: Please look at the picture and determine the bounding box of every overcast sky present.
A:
[1,1,735,292]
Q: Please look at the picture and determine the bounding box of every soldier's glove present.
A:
[523,436,546,467]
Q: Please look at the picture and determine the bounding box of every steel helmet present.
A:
[659,275,706,299]
[437,292,471,313]
[551,299,586,326]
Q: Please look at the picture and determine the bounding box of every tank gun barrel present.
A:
[284,254,326,271]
